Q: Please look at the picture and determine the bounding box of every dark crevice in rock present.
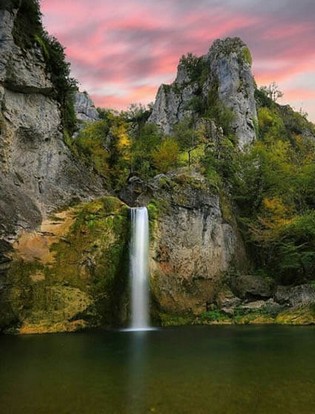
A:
[3,80,54,95]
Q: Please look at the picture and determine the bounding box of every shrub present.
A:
[151,138,179,173]
[12,0,42,49]
[242,47,252,65]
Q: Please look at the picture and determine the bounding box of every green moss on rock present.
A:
[159,304,315,327]
[242,47,252,66]
[275,305,315,325]
[3,196,130,333]
[160,313,195,327]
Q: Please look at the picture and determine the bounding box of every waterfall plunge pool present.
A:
[1,325,315,414]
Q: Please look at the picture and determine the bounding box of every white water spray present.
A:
[129,207,150,330]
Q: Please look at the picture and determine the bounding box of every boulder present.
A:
[215,288,241,315]
[274,284,315,307]
[231,274,275,300]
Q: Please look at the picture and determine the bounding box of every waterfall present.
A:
[129,207,150,330]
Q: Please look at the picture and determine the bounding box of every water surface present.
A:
[0,326,314,413]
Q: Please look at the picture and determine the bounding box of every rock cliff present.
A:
[0,6,104,222]
[149,173,245,316]
[123,169,248,317]
[0,2,105,330]
[149,37,257,148]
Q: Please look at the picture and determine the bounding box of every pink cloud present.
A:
[91,85,158,110]
[285,89,315,100]
[254,60,315,85]
[41,0,315,122]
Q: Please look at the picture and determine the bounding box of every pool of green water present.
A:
[0,326,314,413]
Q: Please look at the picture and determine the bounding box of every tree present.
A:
[259,82,283,102]
[151,139,179,173]
[173,117,206,167]
[130,123,163,178]
[107,121,131,189]
[232,113,315,283]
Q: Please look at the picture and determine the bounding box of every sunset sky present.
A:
[41,0,315,122]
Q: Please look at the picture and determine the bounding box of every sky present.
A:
[41,0,315,122]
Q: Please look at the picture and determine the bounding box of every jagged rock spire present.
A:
[149,37,257,149]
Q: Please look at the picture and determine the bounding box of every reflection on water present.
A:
[0,326,315,413]
[126,331,149,414]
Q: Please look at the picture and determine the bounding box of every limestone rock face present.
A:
[0,9,53,94]
[149,37,257,148]
[74,91,99,122]
[130,170,248,316]
[0,7,104,217]
[148,83,197,135]
[207,38,257,148]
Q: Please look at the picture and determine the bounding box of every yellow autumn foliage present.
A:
[111,124,131,152]
[263,197,290,217]
[249,197,294,243]
[152,138,179,173]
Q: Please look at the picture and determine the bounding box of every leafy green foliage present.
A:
[121,103,152,124]
[233,103,315,284]
[12,0,42,48]
[173,117,205,166]
[0,0,21,11]
[202,136,238,186]
[242,47,252,65]
[255,88,275,109]
[69,110,178,189]
[40,34,78,133]
[199,310,227,322]
[69,111,132,189]
[129,123,162,178]
[151,138,179,173]
[205,90,235,135]
[179,53,208,83]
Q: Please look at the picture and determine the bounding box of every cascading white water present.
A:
[129,207,150,330]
